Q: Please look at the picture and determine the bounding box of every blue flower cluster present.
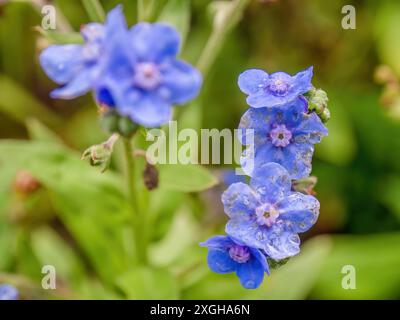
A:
[201,67,328,289]
[40,6,202,127]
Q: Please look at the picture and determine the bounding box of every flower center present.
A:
[270,124,292,147]
[255,204,280,227]
[134,62,161,90]
[267,74,291,96]
[229,245,251,263]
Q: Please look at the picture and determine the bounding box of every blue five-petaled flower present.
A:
[200,235,270,289]
[222,163,320,260]
[238,67,313,108]
[40,6,202,127]
[239,97,328,179]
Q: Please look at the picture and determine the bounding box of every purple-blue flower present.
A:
[238,67,313,108]
[39,6,202,128]
[39,8,118,99]
[200,235,269,289]
[95,13,202,127]
[221,169,247,186]
[239,97,328,179]
[222,163,320,260]
[0,284,19,300]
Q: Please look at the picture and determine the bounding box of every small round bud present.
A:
[13,170,41,195]
[143,163,159,191]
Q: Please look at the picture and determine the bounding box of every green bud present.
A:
[82,133,119,173]
[320,107,331,123]
[306,88,329,113]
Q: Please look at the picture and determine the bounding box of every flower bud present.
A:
[82,133,119,172]
[305,88,330,123]
[99,110,138,137]
[13,170,41,195]
[143,162,159,191]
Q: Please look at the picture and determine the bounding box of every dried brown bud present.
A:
[143,163,159,191]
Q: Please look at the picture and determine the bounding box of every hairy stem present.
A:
[122,137,147,264]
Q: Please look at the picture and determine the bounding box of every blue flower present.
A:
[39,6,124,99]
[200,235,269,289]
[221,169,247,186]
[0,284,19,300]
[238,67,313,108]
[95,20,202,127]
[221,163,320,260]
[239,97,328,179]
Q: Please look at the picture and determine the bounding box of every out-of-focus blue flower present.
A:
[39,7,119,99]
[221,169,247,186]
[239,98,328,179]
[0,284,19,300]
[238,67,313,108]
[40,6,202,128]
[221,163,320,260]
[94,16,202,127]
[200,235,269,289]
[96,20,202,127]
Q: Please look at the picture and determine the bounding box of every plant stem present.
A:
[196,0,250,77]
[122,137,147,264]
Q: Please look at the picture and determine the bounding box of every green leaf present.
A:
[37,29,83,44]
[312,233,400,299]
[158,164,218,192]
[0,140,130,284]
[26,118,64,144]
[81,0,105,23]
[116,267,179,299]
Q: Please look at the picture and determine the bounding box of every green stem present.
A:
[82,0,106,23]
[122,137,147,264]
[196,0,250,77]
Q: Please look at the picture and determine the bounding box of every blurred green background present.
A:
[1,0,400,300]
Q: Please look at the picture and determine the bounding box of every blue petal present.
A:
[221,169,247,186]
[50,67,99,99]
[207,248,237,274]
[104,5,127,38]
[249,248,270,275]
[236,258,265,289]
[40,45,83,84]
[116,90,172,127]
[282,142,314,179]
[161,59,202,104]
[81,23,104,42]
[130,23,180,63]
[292,66,313,94]
[225,217,265,249]
[250,162,292,204]
[200,235,235,249]
[226,218,300,260]
[263,224,301,260]
[246,91,287,108]
[221,182,259,219]
[293,112,328,144]
[277,193,320,233]
[238,69,268,95]
[238,107,271,145]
